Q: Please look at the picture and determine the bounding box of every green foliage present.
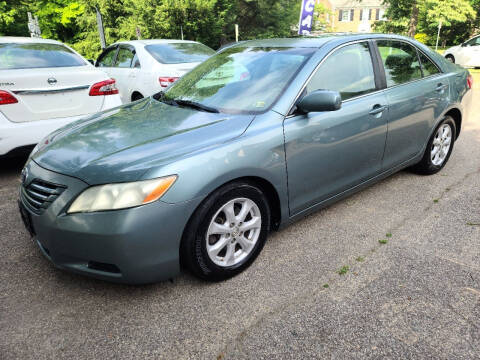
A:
[376,0,478,46]
[313,2,334,32]
[0,0,301,59]
[414,32,429,44]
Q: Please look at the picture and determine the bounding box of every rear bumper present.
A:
[0,95,121,156]
[19,160,200,284]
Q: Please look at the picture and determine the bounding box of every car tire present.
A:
[411,116,456,175]
[445,54,455,63]
[181,181,271,281]
[131,92,144,101]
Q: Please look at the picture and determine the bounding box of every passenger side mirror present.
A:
[296,89,342,113]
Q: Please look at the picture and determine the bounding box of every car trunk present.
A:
[0,66,106,122]
[157,62,201,78]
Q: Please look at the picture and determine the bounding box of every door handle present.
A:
[435,83,448,92]
[369,104,387,115]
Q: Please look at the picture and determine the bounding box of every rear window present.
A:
[145,43,215,64]
[0,43,86,70]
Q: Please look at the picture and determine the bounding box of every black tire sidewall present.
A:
[182,182,270,281]
[132,93,144,101]
[446,55,455,63]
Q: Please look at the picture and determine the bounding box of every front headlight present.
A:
[67,175,177,214]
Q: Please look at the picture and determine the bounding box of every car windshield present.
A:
[0,43,86,70]
[161,46,315,114]
[145,43,215,64]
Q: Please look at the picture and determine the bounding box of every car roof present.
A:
[112,39,201,47]
[228,33,418,48]
[0,36,63,44]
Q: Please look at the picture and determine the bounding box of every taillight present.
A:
[467,74,473,89]
[89,79,119,96]
[159,77,179,88]
[0,90,18,105]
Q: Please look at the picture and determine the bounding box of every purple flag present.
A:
[298,0,316,35]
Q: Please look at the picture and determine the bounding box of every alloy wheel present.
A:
[206,197,262,267]
[431,123,452,166]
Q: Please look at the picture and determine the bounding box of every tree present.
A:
[1,0,302,58]
[375,0,477,45]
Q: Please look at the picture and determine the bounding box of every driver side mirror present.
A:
[296,89,342,113]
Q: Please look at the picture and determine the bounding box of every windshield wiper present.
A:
[153,91,179,106]
[173,99,219,113]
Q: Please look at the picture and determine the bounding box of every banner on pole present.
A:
[96,7,106,49]
[298,0,316,35]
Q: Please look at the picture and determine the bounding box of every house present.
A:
[314,0,388,33]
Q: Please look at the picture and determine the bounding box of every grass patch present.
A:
[386,232,392,238]
[323,283,329,288]
[433,199,439,203]
[338,266,349,275]
[355,256,365,262]
[378,239,388,245]
[467,222,480,226]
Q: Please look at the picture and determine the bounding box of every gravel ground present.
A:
[1,90,479,359]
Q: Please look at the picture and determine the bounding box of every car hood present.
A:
[32,98,254,184]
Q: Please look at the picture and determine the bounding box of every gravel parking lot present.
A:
[1,89,479,359]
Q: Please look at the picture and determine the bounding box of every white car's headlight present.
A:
[67,175,177,214]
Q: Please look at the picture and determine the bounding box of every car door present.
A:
[375,40,450,169]
[109,45,138,103]
[284,41,389,215]
[95,45,118,79]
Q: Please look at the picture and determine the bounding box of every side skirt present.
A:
[279,153,422,230]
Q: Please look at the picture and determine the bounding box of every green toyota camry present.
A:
[18,34,472,283]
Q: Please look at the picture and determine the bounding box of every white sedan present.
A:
[444,35,480,67]
[0,37,122,157]
[94,40,215,103]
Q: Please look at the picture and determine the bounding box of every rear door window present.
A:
[115,47,135,68]
[307,42,377,101]
[418,51,440,77]
[96,47,118,67]
[376,40,422,87]
[0,43,86,70]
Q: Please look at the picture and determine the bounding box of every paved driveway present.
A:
[1,90,479,359]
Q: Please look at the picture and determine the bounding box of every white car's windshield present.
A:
[0,43,86,70]
[161,46,315,114]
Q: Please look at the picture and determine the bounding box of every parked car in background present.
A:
[444,35,480,67]
[20,34,471,284]
[0,37,122,157]
[95,40,215,103]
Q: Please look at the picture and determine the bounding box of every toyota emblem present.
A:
[47,77,57,85]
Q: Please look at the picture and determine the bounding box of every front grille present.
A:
[21,179,66,214]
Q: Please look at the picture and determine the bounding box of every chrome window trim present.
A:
[13,85,90,95]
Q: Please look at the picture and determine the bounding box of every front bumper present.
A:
[19,160,200,284]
